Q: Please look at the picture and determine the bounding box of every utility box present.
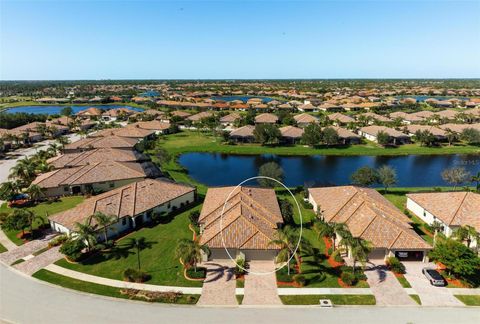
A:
[319,299,333,307]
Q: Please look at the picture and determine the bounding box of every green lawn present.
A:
[0,243,7,253]
[410,294,422,305]
[0,196,85,245]
[395,275,412,288]
[55,204,204,287]
[0,101,148,110]
[158,130,480,157]
[280,294,376,305]
[32,269,199,304]
[454,295,480,306]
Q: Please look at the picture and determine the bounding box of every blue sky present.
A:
[1,0,479,80]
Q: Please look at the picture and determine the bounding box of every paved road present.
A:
[1,264,479,324]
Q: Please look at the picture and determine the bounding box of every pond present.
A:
[4,105,142,115]
[179,153,480,187]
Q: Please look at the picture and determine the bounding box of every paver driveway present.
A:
[242,260,282,305]
[197,261,237,306]
[364,260,415,306]
[403,261,463,306]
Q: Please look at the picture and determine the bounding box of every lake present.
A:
[4,105,142,115]
[179,153,480,187]
[395,95,470,102]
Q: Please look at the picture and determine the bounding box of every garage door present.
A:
[368,248,386,261]
[210,248,237,260]
[395,250,424,261]
[242,250,277,261]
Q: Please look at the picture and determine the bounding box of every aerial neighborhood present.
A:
[0,80,479,309]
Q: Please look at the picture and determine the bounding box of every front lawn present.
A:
[280,294,376,305]
[0,243,7,253]
[32,269,199,304]
[410,294,421,305]
[0,196,85,245]
[55,204,204,287]
[454,295,480,306]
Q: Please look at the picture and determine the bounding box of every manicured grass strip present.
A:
[159,131,480,157]
[0,243,7,253]
[33,247,50,256]
[454,295,480,306]
[409,294,421,305]
[11,259,25,266]
[280,294,376,305]
[396,275,412,288]
[32,269,199,304]
[236,295,244,304]
[55,205,204,287]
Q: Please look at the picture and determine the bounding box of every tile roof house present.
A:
[47,148,148,169]
[199,186,283,260]
[130,121,171,134]
[404,125,446,140]
[279,126,304,144]
[293,113,319,127]
[406,192,480,245]
[49,179,195,239]
[64,136,139,152]
[171,111,192,119]
[389,111,423,124]
[357,112,392,123]
[329,126,361,145]
[309,186,431,261]
[186,111,214,122]
[359,126,410,145]
[220,113,241,126]
[255,113,279,124]
[229,125,255,142]
[327,113,355,126]
[76,107,103,118]
[101,108,135,121]
[32,160,160,197]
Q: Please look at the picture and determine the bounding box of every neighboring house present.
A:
[404,125,446,140]
[76,107,103,119]
[49,179,195,239]
[130,121,171,135]
[329,126,361,145]
[186,111,214,123]
[229,125,255,142]
[101,108,135,121]
[279,126,304,144]
[220,113,241,127]
[170,111,192,119]
[298,103,318,112]
[359,126,411,144]
[47,148,148,169]
[389,111,423,124]
[357,112,392,124]
[255,113,279,124]
[406,192,480,247]
[199,186,283,261]
[309,186,431,261]
[439,123,480,133]
[32,160,160,197]
[327,113,355,126]
[64,136,139,152]
[293,113,318,127]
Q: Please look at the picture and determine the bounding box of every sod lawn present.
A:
[0,243,7,253]
[454,295,480,306]
[0,196,85,246]
[280,294,376,305]
[32,269,199,304]
[157,130,480,157]
[410,294,422,305]
[55,204,204,287]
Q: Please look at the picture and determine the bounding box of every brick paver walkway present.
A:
[14,246,62,275]
[197,261,237,306]
[0,232,57,266]
[0,230,17,251]
[364,262,416,306]
[242,260,282,305]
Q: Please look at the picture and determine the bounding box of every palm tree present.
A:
[430,220,443,247]
[92,212,116,243]
[26,184,44,202]
[12,209,43,238]
[313,219,349,252]
[471,172,480,192]
[0,181,20,201]
[124,237,154,270]
[47,142,60,156]
[56,135,70,152]
[453,225,479,249]
[270,226,309,274]
[35,160,54,174]
[348,237,372,274]
[175,237,209,274]
[9,157,36,185]
[73,218,97,252]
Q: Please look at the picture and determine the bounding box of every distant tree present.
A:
[452,225,479,250]
[279,199,294,224]
[0,181,20,201]
[253,124,281,145]
[461,128,480,145]
[376,131,390,146]
[258,162,284,187]
[428,238,480,277]
[0,210,30,237]
[321,127,340,146]
[350,166,378,187]
[301,123,322,147]
[445,129,459,146]
[441,167,471,189]
[376,165,397,193]
[26,184,44,202]
[415,130,436,147]
[471,172,480,191]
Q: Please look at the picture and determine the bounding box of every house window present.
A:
[63,186,69,192]
[167,203,171,208]
[423,211,426,217]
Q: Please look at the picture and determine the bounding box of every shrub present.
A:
[386,256,406,274]
[333,252,344,263]
[234,255,247,276]
[48,234,68,248]
[186,267,206,279]
[189,211,200,225]
[340,271,357,286]
[123,268,151,283]
[59,239,85,261]
[301,200,313,209]
[293,274,307,287]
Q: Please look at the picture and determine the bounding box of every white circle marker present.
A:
[218,176,303,275]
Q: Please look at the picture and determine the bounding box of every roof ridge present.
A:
[61,164,96,185]
[329,188,360,222]
[131,181,138,216]
[449,191,469,226]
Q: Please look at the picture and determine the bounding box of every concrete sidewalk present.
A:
[0,230,17,251]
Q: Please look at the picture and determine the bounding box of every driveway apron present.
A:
[242,260,282,305]
[197,261,237,306]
